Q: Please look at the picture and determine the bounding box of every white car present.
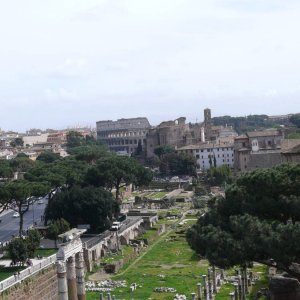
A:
[13,212,20,218]
[37,199,44,205]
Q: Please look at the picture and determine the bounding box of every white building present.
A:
[177,142,234,171]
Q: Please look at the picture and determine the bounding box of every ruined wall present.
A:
[248,152,282,170]
[0,265,58,300]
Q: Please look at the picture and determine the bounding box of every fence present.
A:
[0,253,57,293]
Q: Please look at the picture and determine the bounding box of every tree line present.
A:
[0,131,153,236]
[187,163,300,279]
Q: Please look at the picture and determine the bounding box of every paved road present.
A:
[0,198,48,244]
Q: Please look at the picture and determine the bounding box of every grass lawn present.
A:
[34,248,57,257]
[0,266,25,281]
[87,221,206,300]
[151,192,168,199]
[86,218,269,300]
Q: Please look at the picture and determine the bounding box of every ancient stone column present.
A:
[99,293,103,300]
[202,275,208,300]
[107,293,111,300]
[207,268,212,299]
[249,271,253,283]
[67,256,77,300]
[238,275,242,300]
[220,269,225,281]
[212,266,217,294]
[243,267,249,294]
[76,251,86,300]
[234,283,239,300]
[56,260,68,300]
[240,269,246,300]
[191,292,196,300]
[229,292,234,300]
[197,282,202,300]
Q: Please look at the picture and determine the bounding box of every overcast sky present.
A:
[1,0,300,131]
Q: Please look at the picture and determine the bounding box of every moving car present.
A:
[110,222,121,231]
[13,212,20,218]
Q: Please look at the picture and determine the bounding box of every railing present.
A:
[0,254,57,293]
[84,217,143,250]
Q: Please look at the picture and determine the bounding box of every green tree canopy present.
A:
[159,153,197,176]
[9,156,35,173]
[45,186,119,233]
[36,151,61,163]
[66,131,85,148]
[4,180,49,235]
[67,145,109,164]
[186,164,300,278]
[154,145,175,159]
[207,165,232,185]
[10,138,24,148]
[8,238,28,265]
[26,229,41,257]
[0,160,13,180]
[8,229,41,264]
[47,218,70,247]
[287,132,300,139]
[85,155,153,201]
[290,114,300,128]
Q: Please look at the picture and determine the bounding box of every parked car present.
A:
[37,199,44,205]
[13,212,20,218]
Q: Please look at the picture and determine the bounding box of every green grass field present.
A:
[86,220,268,300]
[0,266,25,281]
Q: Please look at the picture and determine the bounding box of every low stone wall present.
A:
[269,276,300,300]
[0,265,57,300]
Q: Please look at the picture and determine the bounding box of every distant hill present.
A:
[211,114,295,134]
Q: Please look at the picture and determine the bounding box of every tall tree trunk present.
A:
[19,207,24,237]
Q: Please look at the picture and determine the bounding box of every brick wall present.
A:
[0,265,58,300]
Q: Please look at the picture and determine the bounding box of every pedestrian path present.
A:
[0,258,44,267]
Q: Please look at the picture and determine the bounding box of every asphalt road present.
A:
[0,198,48,244]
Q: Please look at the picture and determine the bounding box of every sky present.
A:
[1,0,300,131]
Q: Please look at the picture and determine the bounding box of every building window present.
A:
[196,155,200,159]
[201,150,204,152]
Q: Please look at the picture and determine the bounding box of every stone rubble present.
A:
[174,293,187,299]
[85,280,127,292]
[153,287,177,293]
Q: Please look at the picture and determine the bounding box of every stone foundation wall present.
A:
[0,265,58,300]
[248,152,282,170]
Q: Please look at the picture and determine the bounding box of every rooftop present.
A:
[281,139,300,153]
[177,141,234,151]
[247,130,282,138]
